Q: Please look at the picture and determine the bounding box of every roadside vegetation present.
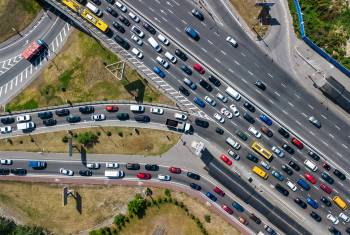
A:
[0,216,47,235]
[0,0,42,43]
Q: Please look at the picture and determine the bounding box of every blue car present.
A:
[297,179,310,191]
[206,192,217,202]
[272,170,284,181]
[185,26,200,41]
[260,114,273,126]
[153,66,165,78]
[307,197,318,209]
[232,201,245,212]
[194,97,205,108]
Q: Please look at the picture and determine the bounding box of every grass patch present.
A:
[0,0,42,43]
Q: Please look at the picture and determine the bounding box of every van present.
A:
[185,26,200,41]
[333,196,348,210]
[252,166,268,180]
[225,86,241,101]
[304,159,318,172]
[86,2,103,17]
[297,178,310,191]
[17,122,35,131]
[164,52,177,63]
[147,37,162,52]
[225,137,241,150]
[130,105,145,113]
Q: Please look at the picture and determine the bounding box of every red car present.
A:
[105,105,119,112]
[137,172,152,180]
[169,166,181,174]
[221,204,233,214]
[320,183,332,194]
[220,154,232,166]
[291,137,303,149]
[214,186,225,197]
[193,63,205,74]
[304,173,316,184]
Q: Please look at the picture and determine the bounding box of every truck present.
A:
[16,122,35,131]
[165,119,191,133]
[28,161,47,169]
[21,39,46,60]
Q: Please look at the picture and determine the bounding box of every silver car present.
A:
[308,116,321,128]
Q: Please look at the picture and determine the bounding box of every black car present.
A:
[180,65,192,75]
[320,196,332,207]
[310,211,321,222]
[281,164,293,175]
[79,106,94,114]
[142,22,156,34]
[246,153,258,163]
[288,160,300,171]
[112,21,125,33]
[1,117,15,124]
[215,127,224,135]
[118,15,130,26]
[114,35,130,50]
[116,112,129,120]
[308,150,320,161]
[278,127,290,138]
[282,143,295,154]
[294,198,307,208]
[126,163,140,170]
[66,115,81,123]
[79,170,92,176]
[235,130,248,141]
[208,75,221,87]
[190,183,201,190]
[0,168,10,175]
[145,164,159,171]
[333,169,346,180]
[249,214,261,224]
[106,7,118,17]
[243,102,255,112]
[275,184,289,196]
[187,172,200,180]
[38,111,53,119]
[134,115,150,123]
[191,8,204,21]
[105,0,115,4]
[55,108,70,116]
[346,227,350,235]
[199,79,213,92]
[195,118,209,128]
[254,80,266,90]
[43,118,57,126]
[243,113,255,124]
[179,86,190,96]
[175,49,188,61]
[328,226,341,235]
[11,168,27,176]
[321,172,334,184]
[90,0,101,5]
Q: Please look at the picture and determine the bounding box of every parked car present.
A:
[282,143,295,154]
[278,127,290,138]
[60,168,73,176]
[272,170,284,181]
[179,86,190,96]
[116,112,129,120]
[105,105,118,112]
[294,198,307,209]
[86,163,100,169]
[259,114,272,126]
[281,164,293,175]
[43,118,57,126]
[119,15,130,26]
[137,172,152,180]
[208,75,221,87]
[288,160,300,171]
[142,22,156,34]
[1,117,15,124]
[195,118,209,128]
[190,183,201,190]
[0,126,12,133]
[206,192,217,202]
[158,174,171,181]
[199,79,213,92]
[275,183,289,196]
[272,146,284,157]
[66,115,81,123]
[248,126,261,138]
[291,137,303,149]
[308,150,320,161]
[333,169,346,180]
[243,113,255,124]
[213,186,225,197]
[175,49,188,61]
[79,170,92,176]
[321,172,334,184]
[153,66,165,78]
[255,80,266,90]
[246,153,259,163]
[261,126,273,137]
[220,154,232,166]
[193,63,205,74]
[187,172,200,180]
[91,114,106,121]
[150,107,164,115]
[243,102,255,112]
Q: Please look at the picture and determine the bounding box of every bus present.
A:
[62,0,81,13]
[81,9,109,32]
[251,141,273,162]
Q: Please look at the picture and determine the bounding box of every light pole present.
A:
[11,27,22,37]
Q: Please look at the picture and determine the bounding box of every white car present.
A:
[91,114,106,121]
[220,107,233,119]
[158,174,171,181]
[260,160,270,170]
[228,149,240,160]
[156,56,170,69]
[16,114,31,122]
[339,213,350,222]
[60,168,74,176]
[128,12,140,23]
[248,126,261,138]
[327,214,339,225]
[204,96,216,106]
[131,25,144,38]
[115,1,127,12]
[150,107,164,115]
[131,48,143,59]
[226,36,238,47]
[164,51,177,64]
[272,146,284,158]
[216,93,228,103]
[0,159,13,165]
[174,113,187,120]
[87,163,100,169]
[286,180,297,191]
[0,126,12,134]
[106,162,119,168]
[229,104,240,117]
[131,34,143,46]
[157,34,170,46]
[214,113,224,123]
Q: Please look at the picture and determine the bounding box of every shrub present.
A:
[113,214,126,227]
[127,194,147,218]
[62,136,69,143]
[106,131,112,137]
[164,189,171,197]
[157,198,163,204]
[204,214,211,223]
[76,131,99,147]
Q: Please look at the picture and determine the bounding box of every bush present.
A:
[19,140,23,144]
[164,189,171,197]
[76,131,99,147]
[113,214,126,227]
[157,197,163,204]
[96,131,101,136]
[174,200,178,206]
[127,194,147,218]
[62,136,69,143]
[204,214,211,223]
[118,132,123,137]
[106,131,112,137]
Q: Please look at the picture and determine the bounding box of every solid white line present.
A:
[15,76,18,86]
[228,68,234,73]
[294,94,301,99]
[268,99,274,104]
[9,79,13,90]
[342,144,348,149]
[0,86,2,96]
[240,52,246,57]
[59,31,63,42]
[301,112,307,117]
[201,47,207,53]
[220,50,226,55]
[281,83,287,88]
[4,83,8,94]
[329,133,334,139]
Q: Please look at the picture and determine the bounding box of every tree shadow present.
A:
[256,2,280,26]
[123,79,146,103]
[75,192,82,214]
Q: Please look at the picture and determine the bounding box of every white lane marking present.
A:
[267,73,273,78]
[274,91,280,97]
[234,60,240,65]
[268,99,274,104]
[9,79,13,90]
[294,94,301,99]
[30,64,33,74]
[281,83,287,88]
[154,17,161,23]
[172,0,180,6]
[59,31,63,42]
[167,8,173,14]
[55,37,59,47]
[295,120,302,126]
[308,104,314,110]
[228,68,234,73]
[202,47,208,53]
[207,39,213,45]
[282,110,288,115]
[336,152,342,157]
[214,57,220,63]
[247,70,253,76]
[0,86,2,96]
[288,102,294,107]
[160,9,167,15]
[254,63,259,68]
[301,112,307,117]
[334,125,340,130]
[4,83,8,94]
[15,76,18,86]
[148,7,155,12]
[175,27,181,32]
[240,52,246,57]
[329,133,334,139]
[342,144,348,149]
[241,78,248,84]
[161,16,168,22]
[309,131,315,136]
[321,114,327,120]
[221,50,226,55]
[181,19,187,24]
[321,140,329,146]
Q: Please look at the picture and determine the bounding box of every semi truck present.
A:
[21,39,46,60]
[28,161,47,169]
[16,122,35,131]
[165,119,191,133]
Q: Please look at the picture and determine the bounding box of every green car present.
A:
[235,130,248,141]
[66,115,81,123]
[117,112,129,120]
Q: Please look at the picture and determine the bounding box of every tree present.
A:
[113,214,126,227]
[164,189,171,197]
[204,214,211,223]
[127,194,147,218]
[0,216,16,234]
[76,131,99,147]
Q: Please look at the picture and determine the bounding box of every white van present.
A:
[157,34,169,45]
[225,137,241,150]
[147,37,162,53]
[130,105,145,112]
[225,86,241,101]
[17,122,35,131]
[304,159,318,172]
[86,2,103,17]
[164,51,177,64]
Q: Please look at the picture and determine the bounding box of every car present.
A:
[55,108,69,116]
[248,126,261,138]
[308,150,320,161]
[114,35,130,49]
[320,183,332,194]
[169,166,181,174]
[346,227,350,235]
[321,196,332,207]
[215,127,224,135]
[309,116,321,128]
[216,93,228,103]
[105,105,118,112]
[204,96,216,106]
[156,56,170,69]
[199,79,213,92]
[150,107,164,115]
[0,168,10,175]
[288,160,300,171]
[43,118,57,126]
[185,26,200,40]
[226,36,238,47]
[249,214,261,224]
[261,126,273,137]
[282,143,295,154]
[142,22,156,34]
[339,213,350,222]
[213,186,225,197]
[246,153,259,163]
[213,113,224,123]
[112,21,125,33]
[304,173,316,184]
[157,34,169,46]
[131,47,143,59]
[66,115,81,123]
[91,114,106,121]
[327,214,339,225]
[190,183,201,190]
[291,137,303,149]
[187,172,200,180]
[232,201,245,212]
[333,169,346,180]
[220,154,232,166]
[183,78,197,90]
[153,66,165,78]
[106,7,118,17]
[126,163,140,170]
[321,172,334,184]
[294,198,307,209]
[229,104,240,117]
[79,106,94,114]
[11,168,27,176]
[128,12,140,23]
[272,170,284,181]
[195,118,209,128]
[131,25,144,38]
[79,170,92,176]
[260,160,270,170]
[179,86,190,96]
[243,113,255,124]
[115,1,127,12]
[329,226,341,235]
[208,75,221,87]
[134,115,150,123]
[86,163,100,169]
[272,146,284,157]
[234,131,247,142]
[145,164,159,171]
[119,15,130,26]
[38,111,53,119]
[116,112,129,120]
[310,211,321,222]
[255,80,266,90]
[1,117,15,124]
[137,172,152,180]
[158,174,171,181]
[106,162,119,168]
[275,183,289,196]
[131,34,143,46]
[191,8,204,20]
[264,225,277,235]
[206,192,217,202]
[0,159,13,165]
[0,126,12,134]
[16,114,31,122]
[174,113,187,121]
[243,101,255,112]
[259,114,272,126]
[297,179,310,191]
[282,164,293,175]
[239,216,248,225]
[228,150,240,160]
[194,97,205,108]
[286,180,297,191]
[193,63,205,74]
[60,168,74,176]
[180,65,192,75]
[222,204,233,214]
[323,162,331,171]
[307,197,318,209]
[165,51,176,62]
[175,49,187,61]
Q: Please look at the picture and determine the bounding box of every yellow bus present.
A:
[251,141,273,162]
[333,196,348,210]
[252,166,268,180]
[62,0,81,13]
[81,9,109,32]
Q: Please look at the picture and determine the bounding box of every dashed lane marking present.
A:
[274,91,280,97]
[234,60,240,65]
[308,104,314,110]
[248,70,253,76]
[267,73,273,78]
[321,114,327,120]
